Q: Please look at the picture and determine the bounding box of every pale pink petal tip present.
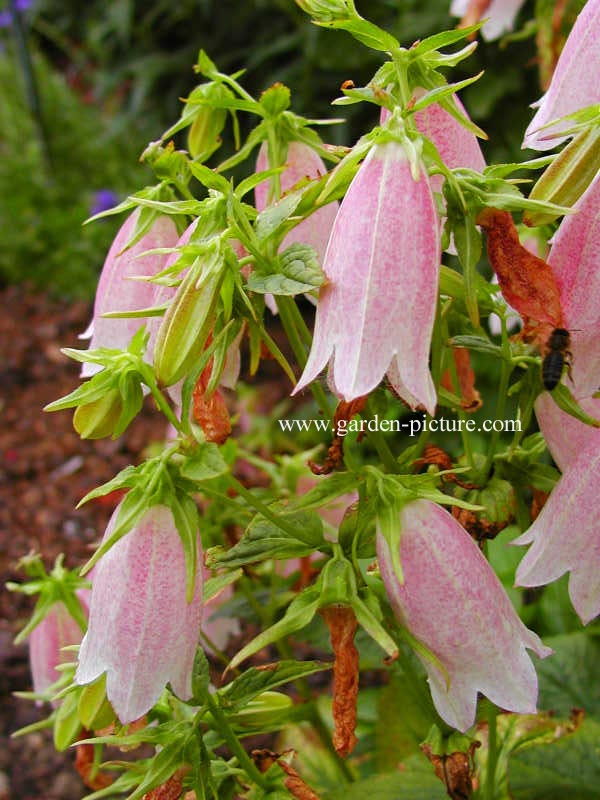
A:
[76,503,203,723]
[378,500,550,731]
[515,445,600,626]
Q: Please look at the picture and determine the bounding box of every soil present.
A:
[0,285,171,800]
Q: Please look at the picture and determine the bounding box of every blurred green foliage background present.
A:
[0,0,576,297]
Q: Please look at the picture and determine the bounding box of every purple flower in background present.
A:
[90,189,120,217]
[0,0,32,27]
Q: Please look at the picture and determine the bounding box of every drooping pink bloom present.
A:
[535,392,600,472]
[255,141,339,262]
[450,0,527,41]
[523,0,600,150]
[81,210,179,377]
[542,170,600,396]
[380,94,486,193]
[29,593,89,696]
[294,141,440,412]
[515,445,600,624]
[377,499,551,732]
[76,504,203,723]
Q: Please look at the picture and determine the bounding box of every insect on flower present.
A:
[542,327,572,391]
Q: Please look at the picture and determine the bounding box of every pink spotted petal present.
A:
[450,0,527,40]
[535,392,600,472]
[515,446,600,624]
[378,500,551,731]
[82,211,179,377]
[523,0,600,150]
[29,599,87,696]
[76,504,203,723]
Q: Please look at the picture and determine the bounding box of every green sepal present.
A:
[451,215,482,327]
[548,383,600,427]
[169,491,200,602]
[228,589,321,671]
[259,83,291,117]
[180,442,230,482]
[450,335,503,359]
[525,126,600,225]
[53,688,82,751]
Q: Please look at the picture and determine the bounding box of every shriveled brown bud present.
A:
[321,604,359,757]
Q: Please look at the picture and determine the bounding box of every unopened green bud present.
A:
[229,691,292,728]
[187,84,229,161]
[73,388,123,439]
[294,0,354,23]
[525,126,600,226]
[259,83,291,117]
[78,676,116,731]
[153,255,226,386]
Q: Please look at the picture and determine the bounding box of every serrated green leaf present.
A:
[536,633,600,717]
[191,648,210,703]
[509,718,600,799]
[207,510,326,568]
[254,191,303,241]
[247,244,325,296]
[203,569,242,603]
[287,471,359,513]
[323,756,446,799]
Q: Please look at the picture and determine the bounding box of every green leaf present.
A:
[127,736,191,800]
[323,756,446,799]
[450,334,503,359]
[190,648,210,703]
[287,471,359,513]
[247,244,325,296]
[536,633,600,717]
[254,191,303,241]
[409,25,482,57]
[207,510,326,568]
[220,660,331,712]
[170,492,200,601]
[203,569,242,603]
[509,718,600,799]
[180,442,230,481]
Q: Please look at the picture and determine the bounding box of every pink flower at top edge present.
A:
[450,0,527,41]
[523,0,600,150]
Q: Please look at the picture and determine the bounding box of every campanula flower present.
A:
[29,593,89,696]
[76,504,203,723]
[523,0,600,150]
[255,141,339,262]
[81,210,179,377]
[515,444,600,624]
[294,140,440,413]
[378,499,551,731]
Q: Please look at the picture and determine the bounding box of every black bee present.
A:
[542,328,571,391]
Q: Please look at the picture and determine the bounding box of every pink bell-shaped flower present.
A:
[523,0,600,150]
[82,210,179,377]
[377,499,551,732]
[294,140,440,412]
[76,504,203,723]
[450,0,527,41]
[514,445,600,624]
[29,593,89,696]
[255,141,339,262]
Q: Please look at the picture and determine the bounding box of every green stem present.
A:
[481,318,511,480]
[364,401,398,473]
[277,295,332,418]
[485,704,498,800]
[204,693,268,789]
